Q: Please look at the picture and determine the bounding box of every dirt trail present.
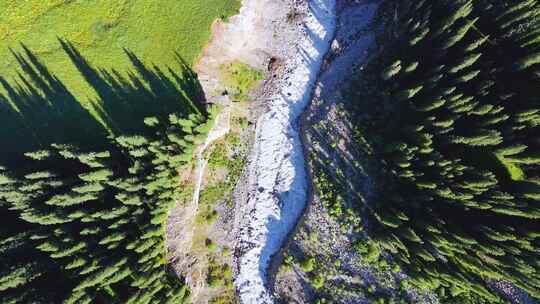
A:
[165,105,231,302]
[189,105,231,301]
[168,0,339,302]
[192,105,232,209]
[166,1,297,302]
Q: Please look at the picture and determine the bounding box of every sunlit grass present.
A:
[219,61,264,101]
[495,153,526,181]
[0,0,241,99]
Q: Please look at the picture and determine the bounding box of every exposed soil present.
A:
[195,0,298,102]
[273,1,438,303]
[165,0,540,303]
[230,0,337,303]
[165,105,231,304]
[166,1,303,303]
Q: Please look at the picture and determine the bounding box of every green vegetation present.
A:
[300,256,316,273]
[196,182,229,225]
[354,239,381,264]
[312,273,325,289]
[207,257,234,304]
[343,0,540,302]
[0,38,217,302]
[495,153,526,181]
[313,168,363,232]
[219,61,264,101]
[196,134,246,227]
[205,239,218,252]
[187,109,248,303]
[0,0,240,99]
[207,257,233,288]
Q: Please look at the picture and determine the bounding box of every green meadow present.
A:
[0,0,240,99]
[0,3,241,302]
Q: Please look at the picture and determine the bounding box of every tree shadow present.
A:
[0,40,207,165]
[0,45,107,163]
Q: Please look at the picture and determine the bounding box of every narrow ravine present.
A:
[234,0,337,303]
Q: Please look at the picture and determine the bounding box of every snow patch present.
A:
[235,0,337,303]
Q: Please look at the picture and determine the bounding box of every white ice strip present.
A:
[235,0,337,303]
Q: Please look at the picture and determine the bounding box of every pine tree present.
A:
[346,0,540,301]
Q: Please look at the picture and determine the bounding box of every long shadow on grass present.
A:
[0,45,107,161]
[59,40,205,135]
[0,40,206,165]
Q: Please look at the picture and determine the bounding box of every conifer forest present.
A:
[2,0,540,303]
[342,0,540,302]
[0,40,210,303]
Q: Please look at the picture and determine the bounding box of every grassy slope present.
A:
[219,61,264,101]
[0,0,240,99]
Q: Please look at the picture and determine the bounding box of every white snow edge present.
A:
[235,0,337,303]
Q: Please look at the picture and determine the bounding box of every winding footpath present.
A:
[165,104,231,303]
[235,0,337,303]
[192,106,231,210]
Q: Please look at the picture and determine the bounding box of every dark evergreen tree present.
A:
[0,41,213,303]
[346,0,540,301]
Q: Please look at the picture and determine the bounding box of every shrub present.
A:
[312,273,325,289]
[300,257,316,273]
[205,239,218,252]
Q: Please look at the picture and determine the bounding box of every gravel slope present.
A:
[233,0,337,303]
